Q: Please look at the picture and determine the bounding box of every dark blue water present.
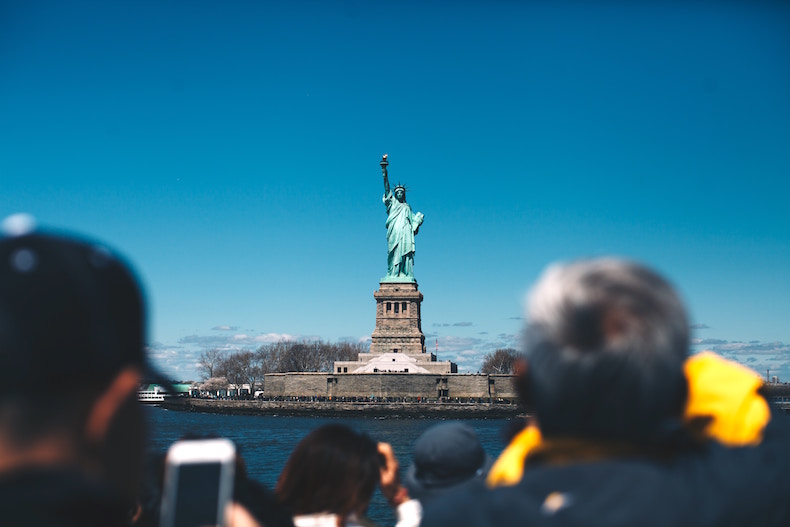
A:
[144,406,521,526]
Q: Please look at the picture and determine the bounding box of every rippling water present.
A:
[144,405,521,525]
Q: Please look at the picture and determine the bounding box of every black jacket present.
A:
[421,410,790,527]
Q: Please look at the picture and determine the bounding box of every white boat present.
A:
[138,384,169,403]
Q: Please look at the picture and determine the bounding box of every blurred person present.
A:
[0,223,276,527]
[275,424,420,527]
[0,225,164,526]
[367,421,495,527]
[422,258,790,527]
[402,422,492,507]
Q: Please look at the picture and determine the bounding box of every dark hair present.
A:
[523,259,690,444]
[0,232,148,444]
[276,424,381,521]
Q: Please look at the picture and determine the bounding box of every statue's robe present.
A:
[384,191,422,277]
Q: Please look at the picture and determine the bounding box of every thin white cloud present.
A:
[178,332,300,349]
[437,335,483,351]
[693,339,790,382]
[433,334,518,372]
[178,334,237,347]
[252,333,299,343]
[695,338,728,345]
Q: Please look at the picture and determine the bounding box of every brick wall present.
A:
[262,372,518,400]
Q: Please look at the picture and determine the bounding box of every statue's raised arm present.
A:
[381,154,390,195]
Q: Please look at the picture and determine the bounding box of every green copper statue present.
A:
[381,154,424,282]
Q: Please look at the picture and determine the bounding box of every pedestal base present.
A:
[333,280,456,374]
[370,281,425,355]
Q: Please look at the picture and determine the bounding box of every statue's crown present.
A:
[394,183,406,192]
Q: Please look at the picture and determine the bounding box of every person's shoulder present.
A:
[421,482,542,527]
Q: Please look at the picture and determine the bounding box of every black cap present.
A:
[404,422,493,503]
[0,228,168,395]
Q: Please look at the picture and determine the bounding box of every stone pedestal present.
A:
[333,280,456,375]
[370,281,425,354]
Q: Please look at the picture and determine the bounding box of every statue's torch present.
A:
[380,154,388,177]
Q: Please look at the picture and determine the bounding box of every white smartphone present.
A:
[159,438,237,527]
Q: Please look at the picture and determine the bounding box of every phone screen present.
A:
[172,463,224,527]
[160,438,236,527]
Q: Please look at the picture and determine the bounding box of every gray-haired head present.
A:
[524,258,690,444]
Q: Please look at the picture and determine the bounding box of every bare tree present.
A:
[222,353,245,393]
[197,348,225,380]
[481,348,519,374]
[333,341,365,363]
[256,342,285,373]
[279,341,321,372]
[254,339,367,373]
[214,349,263,396]
[237,349,263,395]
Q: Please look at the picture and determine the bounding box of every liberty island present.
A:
[164,155,519,410]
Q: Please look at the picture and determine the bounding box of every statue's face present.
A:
[394,188,405,202]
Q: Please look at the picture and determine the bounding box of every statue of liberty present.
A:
[381,154,424,281]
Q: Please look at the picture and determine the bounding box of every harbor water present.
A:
[145,405,522,526]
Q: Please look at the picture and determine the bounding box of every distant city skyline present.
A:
[2,1,788,381]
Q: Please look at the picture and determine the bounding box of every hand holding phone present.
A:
[159,438,236,527]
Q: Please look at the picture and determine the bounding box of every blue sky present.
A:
[2,1,789,380]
